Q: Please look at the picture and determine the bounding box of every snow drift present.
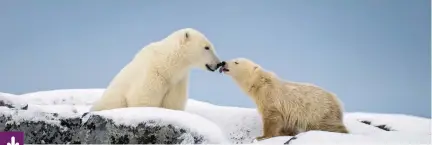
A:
[0,89,430,144]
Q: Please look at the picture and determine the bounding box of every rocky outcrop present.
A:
[0,105,226,144]
[76,114,205,144]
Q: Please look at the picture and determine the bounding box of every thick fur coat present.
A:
[90,28,221,111]
[219,58,348,140]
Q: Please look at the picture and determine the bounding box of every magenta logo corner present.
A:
[0,132,24,145]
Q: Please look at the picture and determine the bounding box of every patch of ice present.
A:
[89,107,229,144]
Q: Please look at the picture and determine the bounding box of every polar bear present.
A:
[90,28,222,112]
[219,58,348,140]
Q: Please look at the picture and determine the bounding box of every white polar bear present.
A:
[90,28,222,111]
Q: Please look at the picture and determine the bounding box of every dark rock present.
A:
[1,108,81,144]
[359,120,395,131]
[360,120,371,125]
[0,101,15,109]
[375,124,393,131]
[284,136,298,145]
[21,104,29,110]
[0,95,28,110]
[0,110,11,131]
[75,113,208,144]
[0,106,223,144]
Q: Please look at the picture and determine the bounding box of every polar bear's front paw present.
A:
[254,136,267,141]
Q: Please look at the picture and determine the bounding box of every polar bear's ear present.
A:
[184,32,190,42]
[252,65,260,74]
[180,31,191,45]
[185,32,189,39]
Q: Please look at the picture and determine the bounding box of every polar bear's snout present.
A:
[218,61,226,67]
[205,61,222,72]
[204,55,222,72]
[218,61,230,73]
[206,62,220,72]
[205,64,219,72]
[216,61,226,69]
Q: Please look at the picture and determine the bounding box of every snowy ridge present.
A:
[1,89,431,144]
[17,89,104,106]
[258,131,432,145]
[345,112,431,134]
[0,105,80,129]
[86,107,228,144]
[186,99,263,143]
[0,92,15,97]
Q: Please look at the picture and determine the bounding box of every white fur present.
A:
[90,28,221,111]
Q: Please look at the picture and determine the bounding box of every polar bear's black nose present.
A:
[219,61,226,67]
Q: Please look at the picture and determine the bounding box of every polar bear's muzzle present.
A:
[218,61,229,73]
[205,64,219,72]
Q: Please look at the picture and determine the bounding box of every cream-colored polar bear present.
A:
[219,58,348,140]
[90,28,222,111]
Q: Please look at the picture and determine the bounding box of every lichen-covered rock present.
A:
[76,115,203,144]
[0,107,81,144]
[0,106,228,144]
[78,107,228,144]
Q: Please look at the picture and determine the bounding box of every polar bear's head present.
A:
[169,28,222,72]
[219,57,261,79]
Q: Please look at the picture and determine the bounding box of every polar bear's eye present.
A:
[204,46,210,50]
[234,62,239,64]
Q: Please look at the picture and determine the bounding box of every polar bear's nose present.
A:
[219,61,226,67]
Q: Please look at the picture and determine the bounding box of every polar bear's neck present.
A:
[234,70,276,100]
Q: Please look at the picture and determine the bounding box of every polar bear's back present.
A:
[90,44,159,111]
[278,80,344,124]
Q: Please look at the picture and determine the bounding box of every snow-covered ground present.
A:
[1,89,431,144]
[86,107,228,143]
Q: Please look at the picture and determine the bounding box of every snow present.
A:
[29,104,90,115]
[17,89,104,106]
[0,105,78,128]
[342,118,386,134]
[258,131,431,145]
[345,112,431,134]
[86,107,229,144]
[0,93,27,109]
[0,92,16,97]
[186,99,262,143]
[1,89,431,144]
